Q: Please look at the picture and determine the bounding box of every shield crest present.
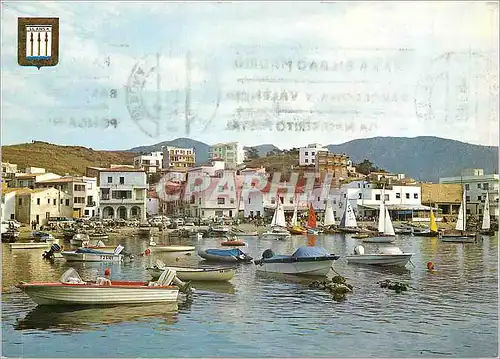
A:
[18,17,59,69]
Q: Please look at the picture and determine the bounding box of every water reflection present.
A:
[15,302,179,333]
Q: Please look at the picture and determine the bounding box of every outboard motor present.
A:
[262,249,275,259]
[353,245,365,255]
[42,243,62,260]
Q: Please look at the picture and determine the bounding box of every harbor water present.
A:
[2,233,498,357]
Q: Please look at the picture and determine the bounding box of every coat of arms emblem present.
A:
[18,17,59,69]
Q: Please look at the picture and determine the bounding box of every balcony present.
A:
[100,198,146,204]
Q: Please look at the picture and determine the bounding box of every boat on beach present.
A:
[346,245,413,267]
[254,246,340,276]
[16,267,183,306]
[147,260,236,281]
[198,248,253,263]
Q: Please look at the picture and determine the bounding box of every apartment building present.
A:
[209,142,246,170]
[98,167,147,221]
[439,168,499,218]
[15,187,73,225]
[162,146,196,169]
[36,176,99,218]
[299,143,328,166]
[10,169,61,189]
[134,151,163,173]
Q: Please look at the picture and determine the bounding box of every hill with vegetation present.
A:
[2,141,135,176]
[127,138,210,164]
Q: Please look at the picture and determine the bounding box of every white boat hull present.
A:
[18,284,179,305]
[9,242,52,250]
[440,237,476,243]
[255,260,334,276]
[148,266,236,281]
[149,245,195,252]
[61,251,123,262]
[362,237,395,244]
[346,254,413,267]
[261,232,291,240]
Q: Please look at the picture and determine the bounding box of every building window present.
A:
[405,193,410,199]
[289,197,294,204]
[317,196,320,201]
[198,198,201,205]
[65,199,70,206]
[483,183,489,190]
[37,198,40,205]
[84,210,89,215]
[217,198,225,205]
[479,208,482,214]
[414,193,418,199]
[477,196,482,201]
[466,196,470,202]
[477,183,481,189]
[230,198,235,204]
[107,177,112,183]
[305,159,308,163]
[18,198,22,206]
[305,152,308,155]
[47,199,50,204]
[396,193,401,199]
[119,177,125,185]
[465,184,470,190]
[271,198,276,204]
[384,194,389,201]
[53,199,56,205]
[358,193,362,199]
[60,199,63,204]
[466,209,471,215]
[375,194,381,200]
[248,198,251,204]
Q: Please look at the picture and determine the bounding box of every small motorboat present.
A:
[9,242,52,250]
[16,267,187,306]
[88,231,109,240]
[352,234,370,239]
[254,246,340,276]
[198,248,253,263]
[2,230,20,242]
[70,233,90,246]
[220,235,246,246]
[440,235,477,243]
[209,225,230,236]
[394,227,413,235]
[412,229,440,237]
[61,245,127,262]
[230,227,258,236]
[42,243,64,260]
[147,240,195,252]
[260,226,291,240]
[147,260,236,282]
[346,245,413,267]
[32,231,55,242]
[82,239,116,252]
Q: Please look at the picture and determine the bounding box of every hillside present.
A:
[327,136,498,182]
[127,138,210,164]
[244,144,280,157]
[1,141,135,176]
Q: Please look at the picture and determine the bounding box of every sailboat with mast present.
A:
[413,208,440,237]
[261,200,292,240]
[479,191,495,235]
[338,198,364,233]
[305,204,320,235]
[322,199,339,234]
[362,190,395,243]
[441,185,476,242]
[288,195,307,235]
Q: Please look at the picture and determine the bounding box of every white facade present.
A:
[12,172,61,188]
[134,152,163,173]
[1,191,16,221]
[99,170,147,221]
[439,170,499,218]
[83,177,99,218]
[147,197,159,216]
[299,143,328,166]
[209,142,246,169]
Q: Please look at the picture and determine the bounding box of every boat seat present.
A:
[96,277,112,286]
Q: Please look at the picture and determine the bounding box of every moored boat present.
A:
[363,190,395,244]
[16,268,182,306]
[337,199,364,233]
[412,209,439,237]
[147,239,196,252]
[346,245,413,267]
[198,248,253,263]
[9,242,52,250]
[61,245,126,262]
[254,246,340,276]
[441,188,476,241]
[32,231,55,242]
[262,201,291,240]
[479,192,495,235]
[148,260,236,281]
[230,227,258,236]
[220,236,246,246]
[70,233,90,246]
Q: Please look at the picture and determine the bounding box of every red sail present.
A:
[307,204,317,228]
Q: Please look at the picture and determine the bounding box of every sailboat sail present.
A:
[429,209,438,232]
[271,204,278,226]
[274,202,287,227]
[383,207,395,236]
[307,204,317,228]
[482,192,491,230]
[323,200,336,226]
[291,202,298,226]
[377,200,386,233]
[455,188,466,231]
[340,199,357,228]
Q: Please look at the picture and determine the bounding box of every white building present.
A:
[11,171,61,189]
[147,197,160,216]
[1,189,17,221]
[209,142,246,170]
[334,180,429,220]
[299,143,328,166]
[134,151,163,173]
[98,167,147,221]
[439,169,499,218]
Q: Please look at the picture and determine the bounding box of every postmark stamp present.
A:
[18,17,59,69]
[414,51,498,125]
[125,52,221,139]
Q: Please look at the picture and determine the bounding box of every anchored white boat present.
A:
[9,242,52,250]
[480,192,495,235]
[16,268,182,306]
[346,245,413,267]
[148,260,236,281]
[441,187,476,242]
[363,195,395,244]
[61,245,125,262]
[254,246,340,276]
[147,239,195,252]
[338,199,364,233]
[70,233,90,246]
[261,201,291,240]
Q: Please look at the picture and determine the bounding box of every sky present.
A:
[1,1,499,150]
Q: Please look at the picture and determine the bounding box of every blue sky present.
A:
[1,1,498,150]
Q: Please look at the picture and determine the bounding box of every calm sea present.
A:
[2,233,498,357]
